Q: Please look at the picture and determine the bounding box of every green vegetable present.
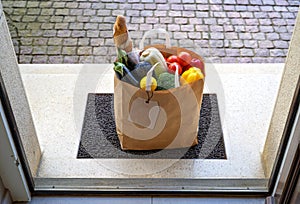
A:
[157,72,176,90]
[117,48,128,65]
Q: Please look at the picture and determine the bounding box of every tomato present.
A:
[178,51,192,67]
[182,65,191,72]
[166,55,179,64]
[190,58,205,74]
[168,62,182,75]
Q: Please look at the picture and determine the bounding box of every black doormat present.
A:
[77,93,226,159]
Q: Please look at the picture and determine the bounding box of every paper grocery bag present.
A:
[114,75,204,150]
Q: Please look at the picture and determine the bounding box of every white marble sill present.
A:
[19,64,283,183]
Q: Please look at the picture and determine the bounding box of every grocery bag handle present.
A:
[139,29,171,50]
[145,63,180,92]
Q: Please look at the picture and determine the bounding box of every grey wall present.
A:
[0,1,41,177]
[0,177,12,204]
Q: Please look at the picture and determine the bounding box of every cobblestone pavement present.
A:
[2,0,300,63]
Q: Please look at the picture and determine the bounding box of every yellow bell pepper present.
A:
[180,67,204,85]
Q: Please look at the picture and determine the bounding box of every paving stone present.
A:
[266,33,280,40]
[19,55,33,63]
[195,25,209,31]
[279,33,292,40]
[179,39,195,47]
[27,1,40,8]
[270,49,285,56]
[173,32,188,39]
[224,25,234,32]
[196,11,209,18]
[250,0,263,5]
[239,33,252,39]
[247,5,260,11]
[240,49,254,56]
[237,57,252,63]
[76,16,90,23]
[53,2,66,8]
[223,5,235,11]
[194,39,209,48]
[3,0,297,64]
[210,40,224,47]
[57,30,72,37]
[274,26,288,32]
[181,25,194,31]
[273,40,289,48]
[63,56,79,63]
[197,4,209,11]
[260,26,275,32]
[268,12,282,18]
[272,19,287,26]
[22,15,37,22]
[231,40,244,48]
[79,56,94,63]
[78,38,90,46]
[225,32,238,39]
[66,2,78,8]
[63,39,78,46]
[245,26,259,32]
[227,12,240,18]
[32,46,47,54]
[55,9,69,16]
[259,40,274,48]
[213,11,227,18]
[62,47,77,55]
[211,33,225,39]
[93,47,108,55]
[43,30,57,37]
[70,23,84,30]
[245,19,259,25]
[48,56,64,63]
[204,18,217,25]
[174,17,187,24]
[210,25,223,32]
[255,49,269,56]
[252,33,266,40]
[20,46,33,54]
[32,55,48,63]
[47,46,62,55]
[71,30,86,37]
[226,49,240,57]
[252,57,269,63]
[222,57,238,63]
[27,8,41,15]
[87,30,100,38]
[281,12,295,19]
[168,24,180,31]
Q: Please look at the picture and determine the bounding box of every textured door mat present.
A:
[77,93,226,159]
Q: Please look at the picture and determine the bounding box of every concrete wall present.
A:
[262,9,300,177]
[0,177,12,204]
[0,1,41,177]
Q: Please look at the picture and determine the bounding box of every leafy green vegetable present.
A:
[114,62,124,76]
[157,72,176,90]
[117,48,128,65]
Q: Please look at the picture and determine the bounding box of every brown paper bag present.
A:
[114,66,204,150]
[114,29,205,150]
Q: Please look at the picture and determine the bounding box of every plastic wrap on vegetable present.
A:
[140,47,168,77]
[114,62,139,87]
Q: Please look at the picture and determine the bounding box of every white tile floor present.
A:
[19,64,283,190]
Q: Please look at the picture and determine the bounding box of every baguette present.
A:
[113,15,133,53]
